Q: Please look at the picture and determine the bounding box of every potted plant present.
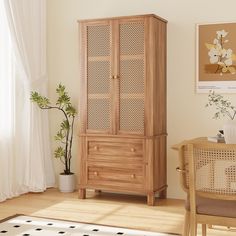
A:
[30,84,77,192]
[206,90,236,144]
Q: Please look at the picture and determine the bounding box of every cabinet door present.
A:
[82,21,113,133]
[116,19,145,135]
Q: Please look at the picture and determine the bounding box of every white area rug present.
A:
[0,215,180,236]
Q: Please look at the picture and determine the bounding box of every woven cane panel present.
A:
[120,22,144,55]
[87,25,110,57]
[182,146,236,195]
[120,59,144,94]
[88,61,110,94]
[193,148,236,195]
[87,98,110,130]
[120,99,144,132]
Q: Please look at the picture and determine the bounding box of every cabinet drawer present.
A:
[87,165,144,189]
[87,139,143,163]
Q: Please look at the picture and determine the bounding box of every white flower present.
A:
[208,47,220,63]
[213,38,222,50]
[216,43,222,51]
[221,49,233,66]
[224,58,233,66]
[224,48,233,59]
[221,48,226,57]
[213,38,219,44]
[217,30,228,38]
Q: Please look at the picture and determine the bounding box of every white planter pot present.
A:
[223,120,236,144]
[59,173,75,193]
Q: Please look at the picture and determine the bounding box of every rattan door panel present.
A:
[88,61,110,94]
[120,98,144,133]
[86,23,112,132]
[87,24,110,57]
[87,99,110,130]
[118,21,145,134]
[120,59,144,93]
[120,22,144,56]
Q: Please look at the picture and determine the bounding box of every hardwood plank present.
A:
[0,189,235,236]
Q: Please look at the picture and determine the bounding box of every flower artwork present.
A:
[206,30,236,75]
[196,23,236,93]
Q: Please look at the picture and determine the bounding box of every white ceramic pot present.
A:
[223,120,236,144]
[59,173,75,192]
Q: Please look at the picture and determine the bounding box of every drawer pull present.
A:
[130,148,135,152]
[94,146,99,151]
[94,171,98,176]
[131,174,136,179]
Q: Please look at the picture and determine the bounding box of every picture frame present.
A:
[196,22,236,93]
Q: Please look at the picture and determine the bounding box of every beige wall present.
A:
[47,0,236,199]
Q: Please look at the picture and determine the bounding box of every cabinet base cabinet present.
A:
[78,135,167,206]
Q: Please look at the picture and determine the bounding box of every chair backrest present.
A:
[178,141,236,200]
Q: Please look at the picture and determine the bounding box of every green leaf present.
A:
[54,130,66,141]
[56,94,70,107]
[54,146,65,159]
[61,120,70,130]
[30,91,50,108]
[66,104,76,117]
[56,84,66,96]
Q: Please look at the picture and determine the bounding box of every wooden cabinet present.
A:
[78,14,167,205]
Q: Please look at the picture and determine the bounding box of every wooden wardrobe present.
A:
[78,14,167,205]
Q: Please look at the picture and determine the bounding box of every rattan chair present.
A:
[175,139,236,236]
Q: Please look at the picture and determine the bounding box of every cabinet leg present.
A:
[95,189,102,195]
[78,188,86,199]
[147,192,155,206]
[159,188,167,199]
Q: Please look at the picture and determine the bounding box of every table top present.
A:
[172,137,236,151]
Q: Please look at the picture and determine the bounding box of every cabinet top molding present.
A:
[78,14,167,23]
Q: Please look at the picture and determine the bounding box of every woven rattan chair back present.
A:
[175,139,236,236]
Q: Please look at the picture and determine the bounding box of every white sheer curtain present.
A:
[0,0,55,202]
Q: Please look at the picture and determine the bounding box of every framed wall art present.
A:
[196,22,236,93]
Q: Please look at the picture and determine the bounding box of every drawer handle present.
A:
[94,171,98,176]
[94,146,99,151]
[130,148,135,152]
[131,174,136,179]
[176,167,186,173]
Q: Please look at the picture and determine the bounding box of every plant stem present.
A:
[68,116,75,172]
[214,103,233,120]
[232,111,236,120]
[40,105,71,174]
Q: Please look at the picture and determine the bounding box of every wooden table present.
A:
[172,137,236,193]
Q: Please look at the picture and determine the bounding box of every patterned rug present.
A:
[0,215,180,236]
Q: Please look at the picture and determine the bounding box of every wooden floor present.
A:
[0,188,235,236]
